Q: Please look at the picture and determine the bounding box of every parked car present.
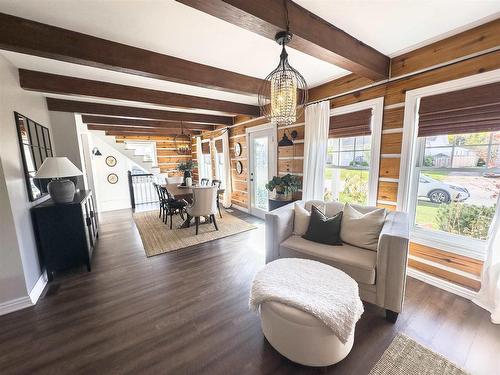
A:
[418,174,470,204]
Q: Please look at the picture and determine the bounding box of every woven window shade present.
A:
[201,141,210,154]
[418,81,500,137]
[329,108,372,138]
[214,139,223,153]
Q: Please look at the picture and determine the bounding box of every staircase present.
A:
[90,131,161,175]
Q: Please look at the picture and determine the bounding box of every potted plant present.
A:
[265,174,301,202]
[177,160,197,185]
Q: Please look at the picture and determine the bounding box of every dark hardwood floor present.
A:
[1,208,499,374]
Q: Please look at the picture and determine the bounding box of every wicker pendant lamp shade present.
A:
[258,1,308,126]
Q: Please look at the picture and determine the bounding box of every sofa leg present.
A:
[385,309,399,323]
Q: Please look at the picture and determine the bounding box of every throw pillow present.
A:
[293,203,310,236]
[302,205,343,246]
[340,203,387,251]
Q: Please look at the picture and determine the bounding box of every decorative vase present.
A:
[183,170,192,186]
[47,178,76,203]
[185,177,192,187]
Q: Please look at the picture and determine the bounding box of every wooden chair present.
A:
[153,182,166,220]
[160,186,187,229]
[211,179,223,218]
[200,178,209,186]
[186,186,219,235]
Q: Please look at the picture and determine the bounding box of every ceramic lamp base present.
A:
[48,179,76,203]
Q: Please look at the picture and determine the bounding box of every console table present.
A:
[32,190,98,281]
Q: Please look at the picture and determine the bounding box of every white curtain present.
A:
[221,131,232,208]
[210,138,217,180]
[196,136,203,184]
[302,101,330,202]
[474,194,500,324]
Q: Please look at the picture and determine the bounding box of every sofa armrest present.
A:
[265,201,297,263]
[375,211,410,313]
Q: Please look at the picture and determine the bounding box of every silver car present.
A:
[418,174,470,204]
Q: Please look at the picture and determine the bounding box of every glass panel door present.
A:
[249,127,276,218]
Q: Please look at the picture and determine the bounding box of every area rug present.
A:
[369,334,469,375]
[133,210,257,257]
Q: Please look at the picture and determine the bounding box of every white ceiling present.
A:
[0,0,498,114]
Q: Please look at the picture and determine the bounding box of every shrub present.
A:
[436,203,496,240]
[339,173,367,205]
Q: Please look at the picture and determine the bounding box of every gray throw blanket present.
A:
[249,258,364,344]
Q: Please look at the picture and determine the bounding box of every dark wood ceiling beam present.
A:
[87,124,196,134]
[20,70,260,116]
[46,98,233,125]
[105,130,191,137]
[81,115,214,130]
[0,12,263,96]
[176,0,390,81]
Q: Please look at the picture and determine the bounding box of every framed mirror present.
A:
[14,112,53,201]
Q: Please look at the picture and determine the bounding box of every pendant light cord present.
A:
[284,0,290,33]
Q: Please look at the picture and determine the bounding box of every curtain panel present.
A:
[302,101,330,202]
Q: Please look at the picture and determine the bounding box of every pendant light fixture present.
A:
[175,121,191,155]
[258,0,308,126]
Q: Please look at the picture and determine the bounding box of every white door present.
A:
[248,126,276,218]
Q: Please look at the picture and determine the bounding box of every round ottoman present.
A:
[260,301,355,367]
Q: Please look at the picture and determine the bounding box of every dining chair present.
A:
[200,178,209,186]
[166,176,184,185]
[160,186,187,229]
[186,186,219,235]
[211,179,223,218]
[153,182,165,219]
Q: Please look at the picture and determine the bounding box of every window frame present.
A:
[328,97,384,206]
[199,139,212,180]
[398,68,500,260]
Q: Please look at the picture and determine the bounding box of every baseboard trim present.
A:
[407,268,478,301]
[0,296,32,317]
[231,204,249,213]
[29,271,48,304]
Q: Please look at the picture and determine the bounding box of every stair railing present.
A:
[127,171,157,209]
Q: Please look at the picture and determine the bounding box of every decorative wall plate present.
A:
[105,155,117,167]
[234,142,242,157]
[236,161,243,174]
[107,173,118,184]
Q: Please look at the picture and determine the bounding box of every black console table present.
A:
[32,190,98,281]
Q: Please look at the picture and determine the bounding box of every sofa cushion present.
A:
[302,205,343,246]
[340,204,386,251]
[279,235,377,285]
[293,203,310,236]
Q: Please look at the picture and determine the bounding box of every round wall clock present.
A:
[236,161,243,174]
[234,142,242,157]
[105,155,117,167]
[107,173,119,184]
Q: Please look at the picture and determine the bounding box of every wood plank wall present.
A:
[114,135,189,176]
[307,19,500,291]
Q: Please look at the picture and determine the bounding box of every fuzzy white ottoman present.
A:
[250,258,363,367]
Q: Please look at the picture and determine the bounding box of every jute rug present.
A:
[369,334,469,375]
[133,210,257,257]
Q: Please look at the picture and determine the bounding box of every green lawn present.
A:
[422,171,447,181]
[415,201,439,230]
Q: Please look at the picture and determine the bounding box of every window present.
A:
[201,153,212,179]
[215,150,225,188]
[322,98,383,206]
[411,131,499,243]
[324,135,371,205]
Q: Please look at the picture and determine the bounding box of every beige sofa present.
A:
[265,200,410,322]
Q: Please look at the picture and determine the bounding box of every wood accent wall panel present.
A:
[391,19,500,78]
[380,133,403,154]
[410,243,484,277]
[277,125,305,141]
[278,159,304,174]
[408,258,481,291]
[308,73,375,102]
[376,203,397,211]
[278,143,305,158]
[382,107,404,130]
[377,181,398,201]
[379,158,401,179]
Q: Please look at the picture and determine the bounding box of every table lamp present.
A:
[35,157,83,203]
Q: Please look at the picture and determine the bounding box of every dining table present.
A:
[161,183,225,228]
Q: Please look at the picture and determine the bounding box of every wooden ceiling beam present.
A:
[20,70,260,116]
[0,12,263,96]
[176,0,390,81]
[46,98,233,125]
[87,124,196,134]
[81,115,214,130]
[104,130,190,137]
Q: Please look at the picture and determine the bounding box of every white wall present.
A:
[0,54,53,306]
[91,136,132,212]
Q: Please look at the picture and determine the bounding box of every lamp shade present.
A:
[35,157,83,179]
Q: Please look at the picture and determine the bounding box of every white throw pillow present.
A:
[340,203,387,251]
[293,203,311,236]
